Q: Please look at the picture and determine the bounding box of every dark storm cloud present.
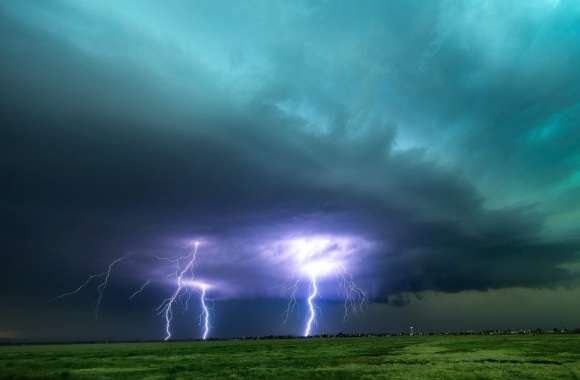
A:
[1,0,580,314]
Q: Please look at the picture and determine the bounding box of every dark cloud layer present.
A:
[1,0,580,338]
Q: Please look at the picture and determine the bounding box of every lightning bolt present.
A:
[128,280,151,300]
[281,278,300,325]
[94,256,127,319]
[299,269,365,336]
[337,265,367,319]
[281,242,367,336]
[54,242,213,340]
[199,284,210,340]
[157,242,199,341]
[51,255,129,320]
[50,273,105,302]
[304,272,318,337]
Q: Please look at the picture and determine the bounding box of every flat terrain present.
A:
[1,335,579,379]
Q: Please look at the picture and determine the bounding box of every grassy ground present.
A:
[0,335,579,379]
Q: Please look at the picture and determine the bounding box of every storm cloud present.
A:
[1,0,580,338]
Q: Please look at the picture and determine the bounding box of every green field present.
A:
[1,335,579,379]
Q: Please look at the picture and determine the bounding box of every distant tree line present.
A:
[225,328,580,341]
[4,328,580,345]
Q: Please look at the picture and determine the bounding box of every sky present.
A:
[1,0,580,341]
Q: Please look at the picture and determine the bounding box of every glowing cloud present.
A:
[269,235,368,336]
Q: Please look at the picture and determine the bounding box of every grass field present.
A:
[1,335,579,379]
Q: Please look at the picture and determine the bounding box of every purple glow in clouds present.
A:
[51,230,371,340]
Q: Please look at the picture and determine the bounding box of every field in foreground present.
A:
[1,335,579,379]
